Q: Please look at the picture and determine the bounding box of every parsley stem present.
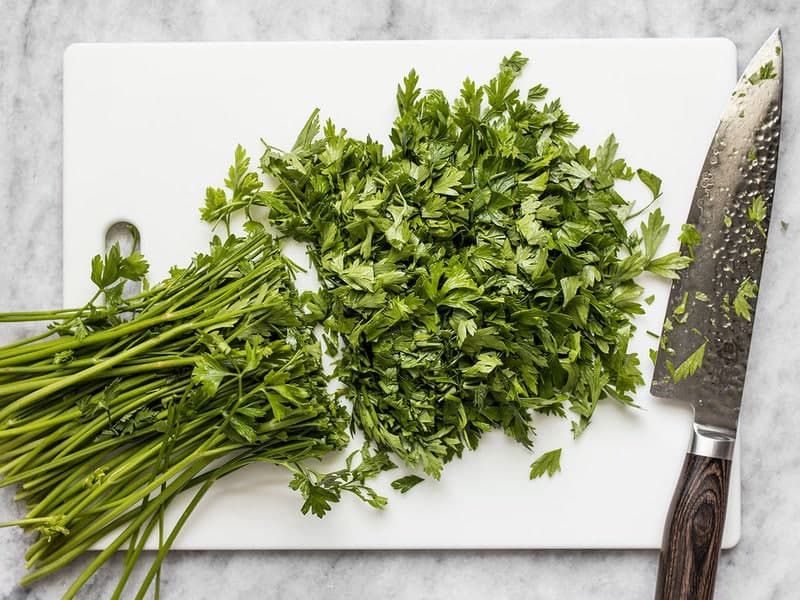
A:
[0,308,269,424]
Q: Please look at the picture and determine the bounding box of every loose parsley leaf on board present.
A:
[529,449,563,479]
[391,475,425,493]
[636,168,663,200]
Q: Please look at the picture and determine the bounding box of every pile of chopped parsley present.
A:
[247,52,689,479]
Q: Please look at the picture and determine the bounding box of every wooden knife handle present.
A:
[654,453,732,600]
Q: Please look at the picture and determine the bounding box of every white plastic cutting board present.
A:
[63,39,740,549]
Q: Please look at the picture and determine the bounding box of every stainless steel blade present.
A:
[650,30,783,444]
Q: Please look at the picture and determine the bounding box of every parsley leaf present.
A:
[733,277,758,321]
[671,341,707,383]
[637,168,663,200]
[678,223,701,259]
[640,208,669,260]
[748,60,778,85]
[747,195,768,237]
[529,449,562,479]
[391,474,425,493]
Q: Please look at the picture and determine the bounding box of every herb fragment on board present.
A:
[391,475,426,493]
[636,168,663,200]
[289,444,396,517]
[529,448,562,479]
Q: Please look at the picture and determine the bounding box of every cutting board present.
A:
[63,39,740,549]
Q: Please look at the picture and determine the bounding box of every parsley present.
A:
[748,60,778,85]
[733,277,758,321]
[678,223,701,259]
[671,341,707,383]
[637,168,663,200]
[261,53,686,479]
[694,291,710,303]
[391,474,425,493]
[529,448,562,479]
[289,443,395,517]
[0,150,390,598]
[747,194,768,237]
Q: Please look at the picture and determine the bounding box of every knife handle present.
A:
[654,452,732,600]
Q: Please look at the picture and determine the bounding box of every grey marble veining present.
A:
[1,1,799,598]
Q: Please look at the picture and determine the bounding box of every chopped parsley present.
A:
[747,195,768,237]
[678,223,701,259]
[529,448,563,479]
[733,277,759,321]
[259,52,688,478]
[748,60,778,85]
[670,341,707,383]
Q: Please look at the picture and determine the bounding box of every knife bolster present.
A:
[689,423,735,460]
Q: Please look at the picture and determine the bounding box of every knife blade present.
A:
[651,30,783,600]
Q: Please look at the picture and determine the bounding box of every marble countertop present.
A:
[1,1,797,598]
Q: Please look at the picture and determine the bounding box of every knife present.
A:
[650,30,783,600]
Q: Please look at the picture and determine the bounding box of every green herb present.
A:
[258,54,685,478]
[1,52,692,597]
[391,474,425,493]
[529,448,562,479]
[780,220,789,231]
[0,151,390,598]
[747,195,767,237]
[636,168,662,200]
[678,223,701,259]
[748,60,778,85]
[671,341,707,383]
[722,292,732,316]
[694,291,710,303]
[733,277,758,321]
[672,291,690,324]
[645,252,692,279]
[289,443,395,517]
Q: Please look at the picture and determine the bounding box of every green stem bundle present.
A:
[0,221,383,598]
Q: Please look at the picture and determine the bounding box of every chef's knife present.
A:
[650,30,783,600]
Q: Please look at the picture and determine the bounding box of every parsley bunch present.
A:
[259,52,688,478]
[0,185,389,597]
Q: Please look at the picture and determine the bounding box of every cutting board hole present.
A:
[105,221,142,299]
